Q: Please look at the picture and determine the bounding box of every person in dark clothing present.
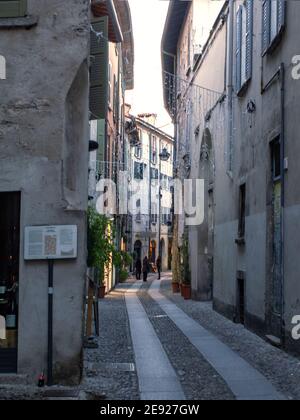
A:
[142,257,150,282]
[156,256,162,280]
[135,258,142,280]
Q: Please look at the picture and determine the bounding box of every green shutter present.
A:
[0,0,27,18]
[90,17,109,120]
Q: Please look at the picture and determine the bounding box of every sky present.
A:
[126,0,174,135]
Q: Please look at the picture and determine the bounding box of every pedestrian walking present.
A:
[142,256,150,282]
[135,258,142,280]
[156,256,162,280]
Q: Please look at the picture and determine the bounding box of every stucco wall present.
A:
[0,0,90,382]
[212,0,300,352]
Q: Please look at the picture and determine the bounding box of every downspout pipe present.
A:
[226,0,234,175]
[280,63,286,346]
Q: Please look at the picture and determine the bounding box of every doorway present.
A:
[149,240,156,264]
[0,192,21,373]
[237,275,245,325]
[270,140,283,337]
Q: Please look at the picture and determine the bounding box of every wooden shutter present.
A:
[245,0,253,81]
[90,17,109,120]
[277,0,286,33]
[262,0,271,54]
[235,6,243,92]
[0,0,27,17]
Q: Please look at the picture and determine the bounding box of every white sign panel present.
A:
[24,225,78,260]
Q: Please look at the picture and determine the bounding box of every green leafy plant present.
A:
[87,208,114,286]
[180,234,191,285]
[119,269,129,283]
[87,207,132,286]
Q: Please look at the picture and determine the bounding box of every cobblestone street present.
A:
[83,273,300,401]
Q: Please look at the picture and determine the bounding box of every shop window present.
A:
[0,192,20,373]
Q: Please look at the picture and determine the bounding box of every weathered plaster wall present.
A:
[0,0,90,382]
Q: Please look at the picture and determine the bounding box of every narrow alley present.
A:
[83,274,300,401]
[1,0,300,404]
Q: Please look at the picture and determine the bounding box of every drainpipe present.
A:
[226,0,234,175]
[279,63,286,346]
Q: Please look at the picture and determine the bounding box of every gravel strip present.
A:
[83,285,140,400]
[137,282,235,400]
[161,278,300,401]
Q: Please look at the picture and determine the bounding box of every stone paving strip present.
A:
[161,277,300,401]
[125,281,186,400]
[83,283,140,400]
[137,283,234,400]
[149,280,285,401]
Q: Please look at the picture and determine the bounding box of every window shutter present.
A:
[262,0,271,54]
[245,0,253,81]
[0,0,27,17]
[277,0,286,33]
[235,6,243,92]
[90,17,109,120]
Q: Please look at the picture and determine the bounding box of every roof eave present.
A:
[92,0,123,43]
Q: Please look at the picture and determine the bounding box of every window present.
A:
[135,130,142,159]
[134,162,144,180]
[108,62,112,106]
[135,144,142,159]
[0,0,27,18]
[262,0,286,55]
[113,74,118,122]
[151,214,158,225]
[238,184,246,240]
[151,136,157,164]
[236,0,253,93]
[272,140,281,181]
[151,168,158,180]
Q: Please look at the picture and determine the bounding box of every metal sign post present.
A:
[47,259,54,387]
[24,225,78,386]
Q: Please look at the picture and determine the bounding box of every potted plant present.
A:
[113,250,132,284]
[180,235,191,300]
[119,269,129,283]
[172,282,180,293]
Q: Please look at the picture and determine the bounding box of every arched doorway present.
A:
[149,240,156,264]
[195,127,215,300]
[168,239,173,270]
[134,240,142,262]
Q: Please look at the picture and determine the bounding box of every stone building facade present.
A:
[0,0,90,382]
[162,0,300,355]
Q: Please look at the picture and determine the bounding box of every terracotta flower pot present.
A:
[98,285,106,299]
[181,284,191,300]
[172,282,180,294]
